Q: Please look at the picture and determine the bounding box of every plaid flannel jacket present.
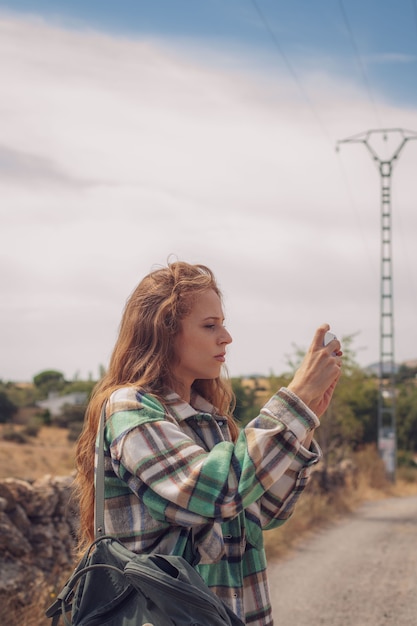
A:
[99,386,321,625]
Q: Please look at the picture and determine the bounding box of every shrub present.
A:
[22,419,42,438]
[2,426,28,444]
[67,420,83,442]
[0,391,18,423]
[397,449,417,468]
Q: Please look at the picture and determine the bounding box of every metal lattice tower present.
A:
[337,128,417,481]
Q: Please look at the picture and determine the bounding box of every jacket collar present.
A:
[163,390,218,422]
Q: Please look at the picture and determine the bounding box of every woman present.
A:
[76,260,342,626]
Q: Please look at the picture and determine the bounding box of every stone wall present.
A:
[0,462,357,623]
[0,475,79,617]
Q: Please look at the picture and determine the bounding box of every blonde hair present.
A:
[75,261,237,550]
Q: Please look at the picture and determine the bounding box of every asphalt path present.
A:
[268,495,417,626]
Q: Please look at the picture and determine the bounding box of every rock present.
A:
[0,475,79,611]
[0,511,32,556]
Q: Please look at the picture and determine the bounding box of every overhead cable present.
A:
[249,0,378,280]
[338,0,383,128]
[250,0,332,146]
[413,0,417,40]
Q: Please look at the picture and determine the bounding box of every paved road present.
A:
[268,495,417,626]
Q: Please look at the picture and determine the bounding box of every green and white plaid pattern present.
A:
[98,386,321,625]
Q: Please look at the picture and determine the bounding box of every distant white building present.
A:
[37,391,88,417]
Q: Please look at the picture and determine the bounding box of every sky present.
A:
[1,0,417,383]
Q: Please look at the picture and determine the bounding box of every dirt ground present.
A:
[268,494,417,625]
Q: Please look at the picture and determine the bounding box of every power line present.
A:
[335,152,378,280]
[413,0,417,40]
[249,0,332,145]
[249,0,378,281]
[338,0,383,128]
[394,197,417,302]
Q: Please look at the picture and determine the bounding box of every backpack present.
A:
[46,534,245,626]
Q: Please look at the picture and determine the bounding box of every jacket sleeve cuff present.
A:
[290,437,322,469]
[260,387,320,440]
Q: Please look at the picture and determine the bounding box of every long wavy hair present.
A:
[75,261,237,550]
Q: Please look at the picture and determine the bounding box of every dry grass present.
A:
[264,446,417,562]
[0,425,76,480]
[1,565,72,626]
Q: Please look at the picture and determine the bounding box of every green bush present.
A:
[22,419,42,438]
[0,391,18,423]
[397,449,417,468]
[68,420,83,442]
[396,464,417,483]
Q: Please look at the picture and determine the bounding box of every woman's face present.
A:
[172,288,232,393]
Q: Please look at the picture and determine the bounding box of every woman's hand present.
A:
[287,323,342,418]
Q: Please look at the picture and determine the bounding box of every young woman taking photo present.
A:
[76,260,342,626]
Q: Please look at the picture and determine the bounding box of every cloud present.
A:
[0,13,417,381]
[0,144,95,188]
[367,52,417,65]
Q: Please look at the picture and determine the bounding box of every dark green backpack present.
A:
[45,534,244,626]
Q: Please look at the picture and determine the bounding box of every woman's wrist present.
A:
[287,382,314,409]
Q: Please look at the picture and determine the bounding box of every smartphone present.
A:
[324,331,337,347]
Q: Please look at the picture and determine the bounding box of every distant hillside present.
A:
[364,359,417,377]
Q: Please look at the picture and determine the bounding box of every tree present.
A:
[0,391,18,423]
[316,335,379,459]
[0,380,37,407]
[59,403,86,441]
[396,363,417,384]
[33,370,66,397]
[396,383,417,452]
[63,379,96,397]
[284,333,379,459]
[231,378,260,426]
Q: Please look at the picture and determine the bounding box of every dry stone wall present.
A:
[0,474,79,614]
[0,461,357,621]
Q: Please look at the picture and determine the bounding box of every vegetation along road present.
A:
[268,494,417,625]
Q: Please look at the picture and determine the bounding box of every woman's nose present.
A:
[221,328,233,344]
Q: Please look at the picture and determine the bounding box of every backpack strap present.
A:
[94,403,107,539]
[94,400,198,562]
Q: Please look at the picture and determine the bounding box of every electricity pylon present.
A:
[337,128,417,481]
